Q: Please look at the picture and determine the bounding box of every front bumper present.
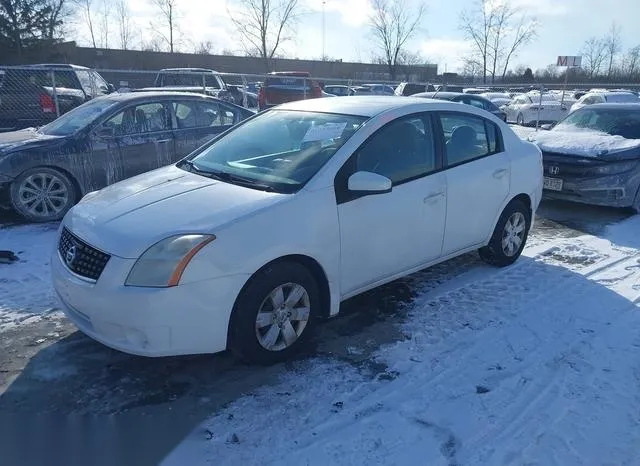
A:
[542,173,640,208]
[0,174,13,210]
[51,240,249,357]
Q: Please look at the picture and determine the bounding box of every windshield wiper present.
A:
[178,160,277,192]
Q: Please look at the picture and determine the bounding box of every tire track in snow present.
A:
[261,239,640,466]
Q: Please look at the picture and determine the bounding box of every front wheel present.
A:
[228,262,319,365]
[10,167,77,223]
[479,199,531,267]
[517,113,525,126]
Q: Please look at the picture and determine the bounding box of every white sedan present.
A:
[51,97,543,364]
[570,91,639,113]
[503,93,570,125]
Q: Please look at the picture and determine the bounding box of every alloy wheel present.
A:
[17,172,70,219]
[502,212,526,257]
[255,283,311,352]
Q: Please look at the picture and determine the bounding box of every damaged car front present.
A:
[529,103,640,211]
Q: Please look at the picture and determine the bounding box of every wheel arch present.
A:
[229,253,332,329]
[486,193,533,244]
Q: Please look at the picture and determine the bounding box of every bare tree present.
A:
[460,0,494,84]
[43,0,70,39]
[604,22,621,78]
[195,40,213,55]
[368,0,426,80]
[150,0,178,52]
[461,0,536,84]
[228,0,300,71]
[461,56,483,80]
[581,37,607,78]
[97,0,109,48]
[73,0,97,47]
[499,14,536,80]
[114,0,132,49]
[623,45,640,77]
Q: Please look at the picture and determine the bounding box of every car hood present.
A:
[0,128,65,153]
[530,129,640,158]
[64,165,289,258]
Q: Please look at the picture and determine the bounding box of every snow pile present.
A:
[163,215,640,466]
[530,128,640,156]
[0,224,63,332]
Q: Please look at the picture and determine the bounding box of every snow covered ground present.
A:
[0,223,64,333]
[162,215,640,466]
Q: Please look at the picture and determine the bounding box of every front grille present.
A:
[58,228,110,281]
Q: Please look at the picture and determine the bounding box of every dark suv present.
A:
[138,68,234,103]
[0,64,114,131]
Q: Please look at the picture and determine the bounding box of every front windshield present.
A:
[184,110,367,193]
[554,108,640,139]
[39,98,118,136]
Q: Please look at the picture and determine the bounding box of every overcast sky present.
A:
[72,0,640,73]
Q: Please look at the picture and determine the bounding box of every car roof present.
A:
[587,90,635,96]
[580,103,640,110]
[101,91,224,102]
[159,68,219,73]
[275,96,458,117]
[413,91,462,99]
[26,63,89,70]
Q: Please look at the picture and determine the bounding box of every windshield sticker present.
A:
[302,122,347,142]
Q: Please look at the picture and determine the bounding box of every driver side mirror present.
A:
[107,83,115,93]
[348,171,392,194]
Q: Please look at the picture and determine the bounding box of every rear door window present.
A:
[105,102,170,135]
[438,112,502,166]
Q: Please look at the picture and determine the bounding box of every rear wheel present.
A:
[228,261,319,365]
[10,167,77,223]
[479,199,531,267]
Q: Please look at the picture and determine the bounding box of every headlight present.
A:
[589,161,637,175]
[125,234,216,287]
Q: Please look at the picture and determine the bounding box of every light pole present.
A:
[322,0,326,60]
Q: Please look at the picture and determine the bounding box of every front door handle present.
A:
[424,191,444,203]
[493,168,508,179]
[155,139,172,144]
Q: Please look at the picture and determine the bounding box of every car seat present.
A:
[446,125,477,165]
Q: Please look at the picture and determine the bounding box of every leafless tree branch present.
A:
[227,0,300,71]
[368,0,426,80]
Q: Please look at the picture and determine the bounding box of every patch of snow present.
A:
[508,124,538,140]
[0,224,61,332]
[530,128,640,157]
[163,214,640,466]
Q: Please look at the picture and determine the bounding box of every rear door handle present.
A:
[156,139,172,144]
[424,191,444,203]
[493,168,508,179]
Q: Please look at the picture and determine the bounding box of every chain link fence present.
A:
[1,64,639,132]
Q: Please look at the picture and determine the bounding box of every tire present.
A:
[228,261,319,365]
[479,199,531,267]
[10,167,77,223]
[517,113,525,126]
[631,186,640,214]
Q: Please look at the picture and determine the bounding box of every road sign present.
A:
[557,56,582,67]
